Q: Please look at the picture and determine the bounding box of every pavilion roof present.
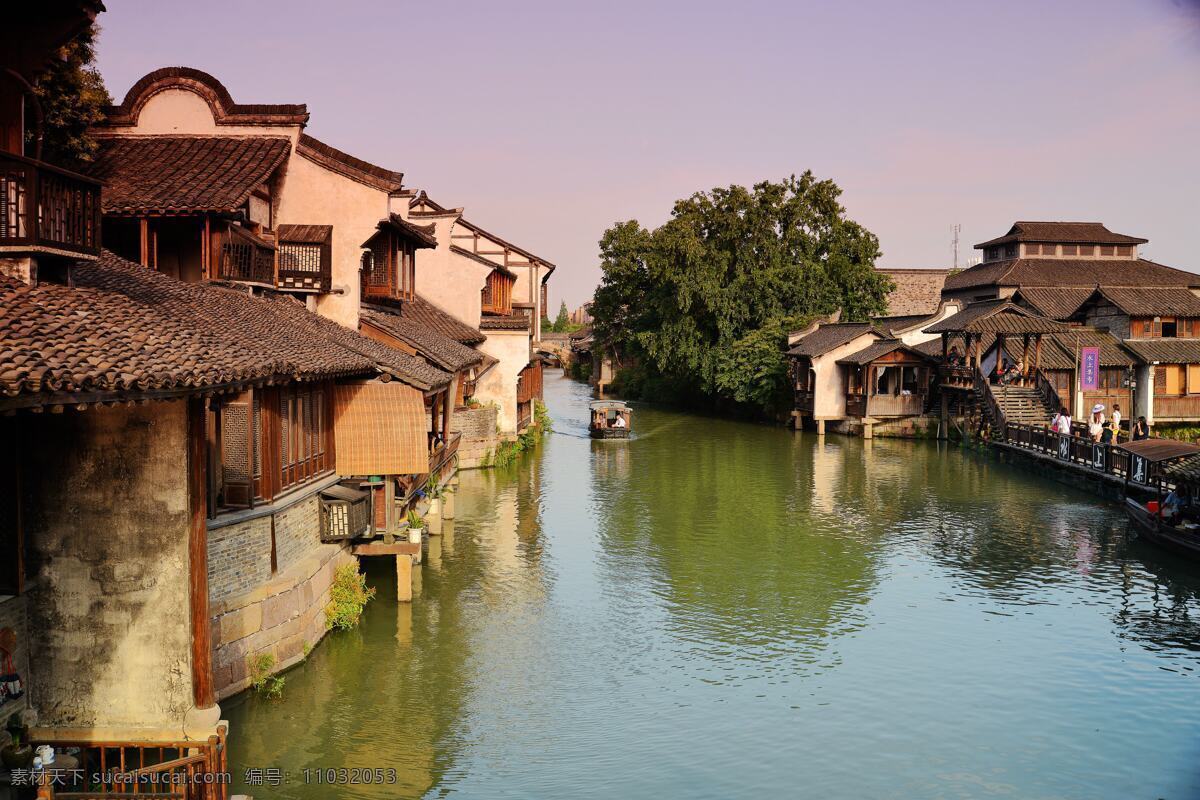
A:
[925,299,1071,335]
[836,339,937,366]
[975,221,1147,249]
[786,322,884,358]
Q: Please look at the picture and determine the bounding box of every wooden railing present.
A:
[938,364,975,390]
[867,392,926,417]
[217,225,275,286]
[1034,369,1063,415]
[0,152,102,256]
[428,431,461,478]
[975,369,1005,430]
[1000,421,1165,488]
[1152,395,1200,421]
[30,727,228,800]
[846,394,866,418]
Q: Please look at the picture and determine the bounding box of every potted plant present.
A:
[406,510,425,544]
[425,475,443,517]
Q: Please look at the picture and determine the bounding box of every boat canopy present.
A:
[1115,439,1200,463]
[589,400,629,410]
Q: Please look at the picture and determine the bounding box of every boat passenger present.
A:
[1132,416,1150,441]
[1163,489,1189,525]
[613,415,626,429]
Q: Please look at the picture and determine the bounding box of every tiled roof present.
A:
[366,296,485,345]
[836,339,935,366]
[975,222,1147,249]
[480,314,531,331]
[363,214,438,249]
[101,67,309,128]
[296,133,404,193]
[0,250,427,409]
[873,312,936,336]
[1013,287,1094,319]
[912,339,946,358]
[944,258,1200,293]
[87,136,290,215]
[1094,287,1200,317]
[1122,339,1200,365]
[878,269,949,316]
[277,224,332,244]
[361,309,483,372]
[786,322,882,358]
[925,299,1071,335]
[450,245,517,278]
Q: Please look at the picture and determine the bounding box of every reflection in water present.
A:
[228,371,1200,800]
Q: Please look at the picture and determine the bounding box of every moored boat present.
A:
[589,400,631,439]
[1118,438,1200,561]
[1124,497,1200,560]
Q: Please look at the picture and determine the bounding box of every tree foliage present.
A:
[26,23,111,168]
[591,173,892,416]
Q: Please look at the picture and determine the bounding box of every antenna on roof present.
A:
[952,224,962,270]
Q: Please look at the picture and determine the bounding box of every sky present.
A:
[95,0,1200,310]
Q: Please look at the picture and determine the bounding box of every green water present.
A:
[226,370,1200,799]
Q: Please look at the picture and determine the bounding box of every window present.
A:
[214,383,334,513]
[1005,244,1017,259]
[1189,365,1200,395]
[1077,245,1095,257]
[1162,319,1178,338]
[1062,244,1078,256]
[1116,245,1133,256]
[1100,245,1115,256]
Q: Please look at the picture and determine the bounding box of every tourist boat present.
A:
[1124,498,1200,560]
[589,400,631,439]
[1118,438,1200,561]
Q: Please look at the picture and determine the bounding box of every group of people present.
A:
[1050,402,1150,443]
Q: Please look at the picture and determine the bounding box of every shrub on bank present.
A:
[325,563,376,631]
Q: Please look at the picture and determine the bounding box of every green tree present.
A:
[591,174,891,416]
[553,301,570,332]
[25,23,111,168]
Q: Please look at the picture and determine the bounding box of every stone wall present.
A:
[207,493,351,699]
[19,403,193,729]
[210,541,353,700]
[828,414,964,440]
[454,405,499,469]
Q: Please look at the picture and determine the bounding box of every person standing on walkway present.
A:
[1133,416,1150,441]
[1088,404,1105,442]
[1111,404,1123,438]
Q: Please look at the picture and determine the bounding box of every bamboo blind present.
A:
[333,381,427,475]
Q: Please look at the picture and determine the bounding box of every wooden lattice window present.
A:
[280,383,333,492]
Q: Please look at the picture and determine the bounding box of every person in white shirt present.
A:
[1111,404,1122,438]
[613,415,626,429]
[1088,404,1105,442]
[1053,407,1072,435]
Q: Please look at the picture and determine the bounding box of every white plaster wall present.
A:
[275,151,390,328]
[103,88,303,142]
[898,303,962,347]
[413,219,491,327]
[812,333,883,419]
[476,331,531,433]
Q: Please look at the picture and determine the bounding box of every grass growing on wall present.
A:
[325,563,376,631]
[482,401,552,468]
[250,652,285,699]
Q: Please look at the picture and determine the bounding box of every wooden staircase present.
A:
[980,383,1058,428]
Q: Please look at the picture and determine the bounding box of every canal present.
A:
[227,369,1200,799]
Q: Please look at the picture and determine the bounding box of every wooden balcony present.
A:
[795,390,814,414]
[277,241,331,292]
[0,152,102,257]
[216,224,275,286]
[867,393,927,417]
[938,364,976,390]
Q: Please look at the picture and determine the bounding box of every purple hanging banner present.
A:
[1081,346,1100,391]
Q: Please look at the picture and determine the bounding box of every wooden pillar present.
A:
[1033,335,1043,375]
[139,218,150,268]
[941,332,948,361]
[396,554,412,602]
[1022,334,1031,373]
[187,397,215,711]
[441,387,451,442]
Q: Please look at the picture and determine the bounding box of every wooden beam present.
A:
[139,218,149,268]
[187,397,215,711]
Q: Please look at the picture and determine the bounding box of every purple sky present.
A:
[96,0,1200,310]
